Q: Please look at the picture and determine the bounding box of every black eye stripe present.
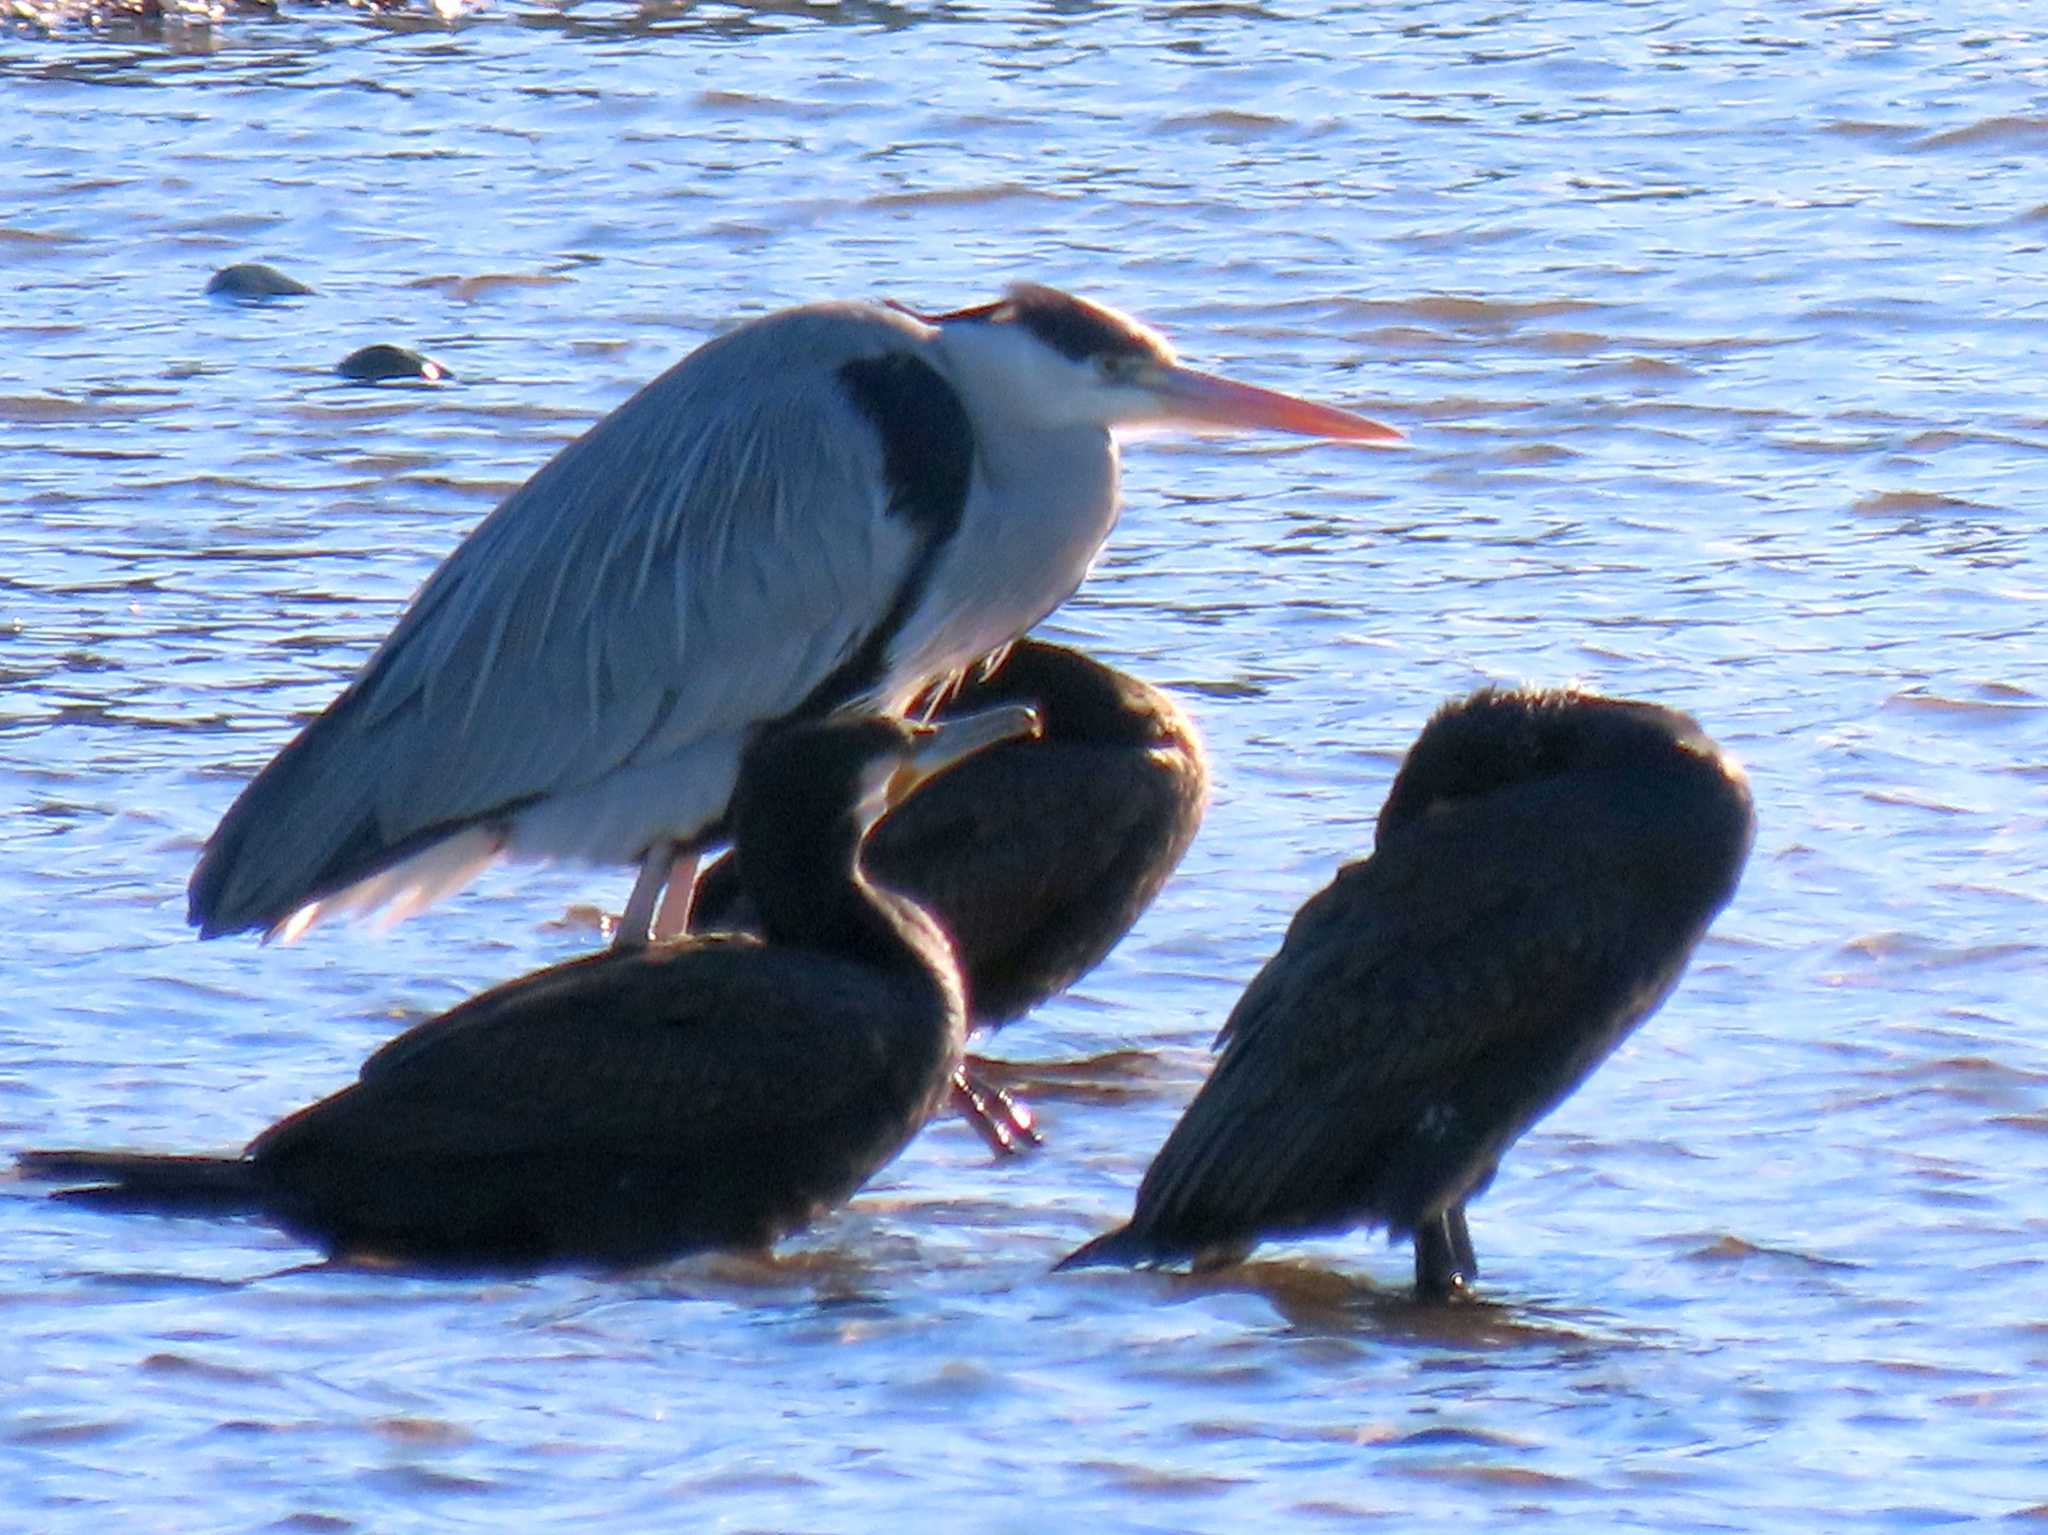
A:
[1003,291,1159,364]
[927,285,1172,367]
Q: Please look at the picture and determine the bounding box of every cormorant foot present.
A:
[1412,1206,1479,1302]
[950,1067,1044,1157]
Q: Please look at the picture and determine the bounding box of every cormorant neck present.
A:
[734,811,950,978]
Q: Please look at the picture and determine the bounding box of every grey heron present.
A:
[24,706,1038,1271]
[188,283,1397,946]
[1058,684,1755,1300]
[694,637,1208,1151]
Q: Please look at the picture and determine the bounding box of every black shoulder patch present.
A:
[797,353,977,720]
[837,352,975,542]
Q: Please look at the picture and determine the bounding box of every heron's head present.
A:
[911,284,1402,442]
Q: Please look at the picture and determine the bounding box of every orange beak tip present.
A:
[1348,422,1407,447]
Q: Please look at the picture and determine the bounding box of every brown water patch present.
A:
[1838,933,2039,970]
[680,1466,824,1494]
[1822,119,1916,143]
[141,1349,274,1383]
[1149,1260,1613,1349]
[1336,295,1606,331]
[363,1466,498,1496]
[405,272,572,302]
[1161,110,1290,137]
[1080,1458,1249,1496]
[1680,1235,1861,1271]
[1913,116,2048,152]
[1376,1424,1539,1450]
[6,1416,131,1446]
[0,220,77,252]
[1494,442,1579,465]
[1883,684,2040,717]
[0,394,165,424]
[628,1244,884,1301]
[543,902,612,937]
[866,183,1059,211]
[1588,355,1693,380]
[1852,490,1992,515]
[1289,1498,1400,1519]
[371,1416,472,1446]
[693,90,835,119]
[967,1048,1180,1104]
[1382,1461,1590,1491]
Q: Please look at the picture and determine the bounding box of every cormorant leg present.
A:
[949,1066,1044,1158]
[1413,1208,1476,1301]
[615,840,674,950]
[649,851,700,941]
[1446,1202,1477,1280]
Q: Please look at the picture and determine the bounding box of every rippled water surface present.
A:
[5,2,2047,1529]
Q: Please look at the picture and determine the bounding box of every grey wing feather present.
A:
[199,305,934,929]
[350,308,922,828]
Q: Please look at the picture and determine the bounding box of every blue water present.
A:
[3,3,2046,1529]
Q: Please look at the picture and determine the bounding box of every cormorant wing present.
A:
[866,741,1174,969]
[254,940,945,1164]
[1142,777,1710,1236]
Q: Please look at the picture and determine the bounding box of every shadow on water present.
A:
[965,1047,1187,1106]
[24,1220,902,1307]
[1076,1256,1637,1354]
[614,1243,901,1311]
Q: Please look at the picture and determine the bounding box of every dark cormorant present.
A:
[20,707,1040,1272]
[1058,685,1755,1299]
[693,639,1207,1151]
[696,639,1208,1022]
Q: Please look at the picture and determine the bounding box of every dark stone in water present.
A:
[338,344,453,384]
[206,263,315,300]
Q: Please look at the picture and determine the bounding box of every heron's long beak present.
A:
[1143,363,1402,443]
[890,704,1043,806]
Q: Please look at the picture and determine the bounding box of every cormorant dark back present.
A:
[22,707,1040,1272]
[694,640,1208,1025]
[1058,684,1754,1300]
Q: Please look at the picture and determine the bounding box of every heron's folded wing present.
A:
[192,306,957,932]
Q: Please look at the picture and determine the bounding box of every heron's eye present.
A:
[1096,354,1142,384]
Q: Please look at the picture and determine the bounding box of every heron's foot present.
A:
[950,1067,1044,1157]
[606,916,648,952]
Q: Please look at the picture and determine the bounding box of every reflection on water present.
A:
[4,0,2048,1529]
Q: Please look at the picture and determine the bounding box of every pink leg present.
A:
[614,840,673,950]
[650,851,700,941]
[950,1066,1043,1158]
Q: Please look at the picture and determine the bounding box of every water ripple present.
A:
[3,1,2046,1530]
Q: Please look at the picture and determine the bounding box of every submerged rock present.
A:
[206,263,315,301]
[337,344,453,384]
